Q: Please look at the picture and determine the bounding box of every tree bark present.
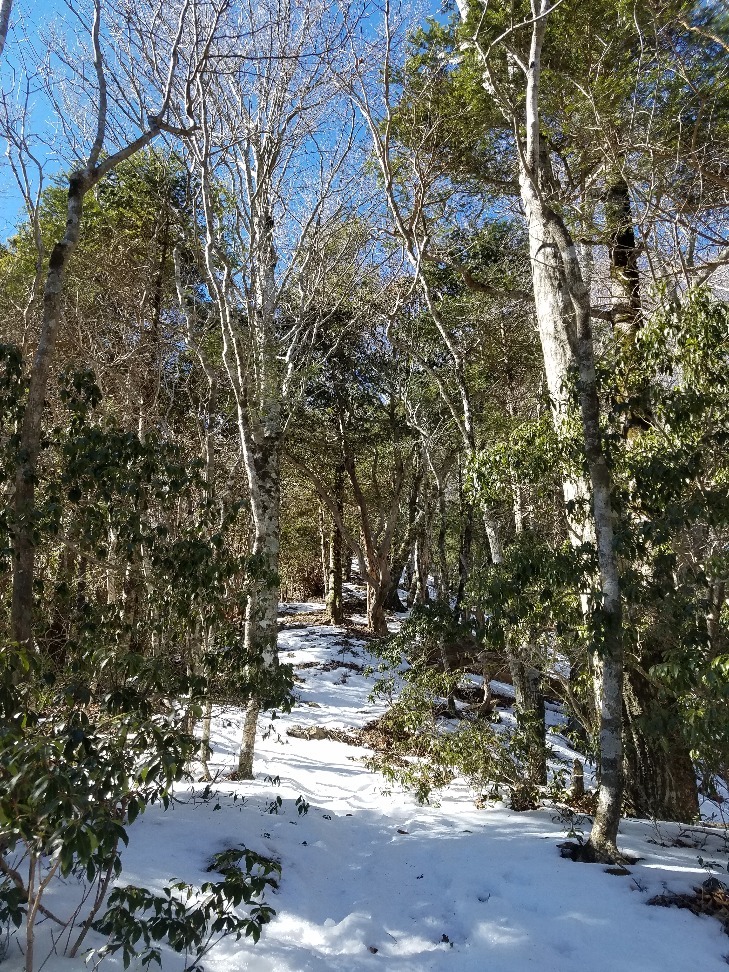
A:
[606,176,698,822]
[237,698,260,780]
[235,409,282,776]
[454,494,473,619]
[325,462,344,624]
[385,577,407,612]
[433,489,449,601]
[200,698,213,781]
[366,565,390,635]
[606,179,641,349]
[0,0,11,61]
[11,174,88,648]
[511,654,547,785]
[319,501,330,597]
[516,1,625,860]
[341,431,404,635]
[622,667,699,821]
[573,312,624,859]
[384,464,423,612]
[411,533,430,606]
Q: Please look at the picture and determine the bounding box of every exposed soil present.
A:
[648,878,729,935]
[295,659,364,674]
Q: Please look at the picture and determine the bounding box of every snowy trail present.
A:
[11,602,729,971]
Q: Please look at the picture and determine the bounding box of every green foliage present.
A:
[471,289,729,782]
[91,851,279,970]
[0,355,287,968]
[613,291,729,777]
[394,0,729,275]
[0,630,198,968]
[367,604,545,807]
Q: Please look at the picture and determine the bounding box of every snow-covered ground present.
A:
[6,600,729,971]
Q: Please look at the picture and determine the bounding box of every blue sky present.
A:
[0,0,447,242]
[0,0,65,239]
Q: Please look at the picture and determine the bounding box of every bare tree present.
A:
[179,0,366,776]
[7,0,214,650]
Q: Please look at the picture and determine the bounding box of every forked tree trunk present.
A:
[385,464,424,612]
[366,557,391,636]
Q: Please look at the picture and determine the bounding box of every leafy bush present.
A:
[90,850,280,970]
[367,605,546,807]
[0,359,284,970]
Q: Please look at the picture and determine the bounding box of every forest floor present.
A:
[9,592,729,972]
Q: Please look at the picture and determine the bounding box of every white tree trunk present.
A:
[515,0,625,859]
[235,404,282,778]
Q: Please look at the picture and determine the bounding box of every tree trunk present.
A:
[340,431,404,635]
[245,451,281,659]
[12,172,88,648]
[570,271,625,860]
[236,431,281,778]
[10,109,167,647]
[385,462,423,612]
[412,533,430,606]
[510,655,547,785]
[434,490,449,601]
[366,559,391,636]
[319,500,331,597]
[325,463,344,624]
[454,498,473,618]
[515,2,624,860]
[622,667,698,821]
[200,698,213,781]
[0,0,11,60]
[607,176,698,823]
[384,576,407,612]
[488,500,547,786]
[237,698,260,780]
[606,178,641,349]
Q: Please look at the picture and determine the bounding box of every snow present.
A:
[5,600,729,971]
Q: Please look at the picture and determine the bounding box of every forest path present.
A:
[27,597,729,972]
[125,599,729,971]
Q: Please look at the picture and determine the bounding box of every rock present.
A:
[287,725,329,740]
